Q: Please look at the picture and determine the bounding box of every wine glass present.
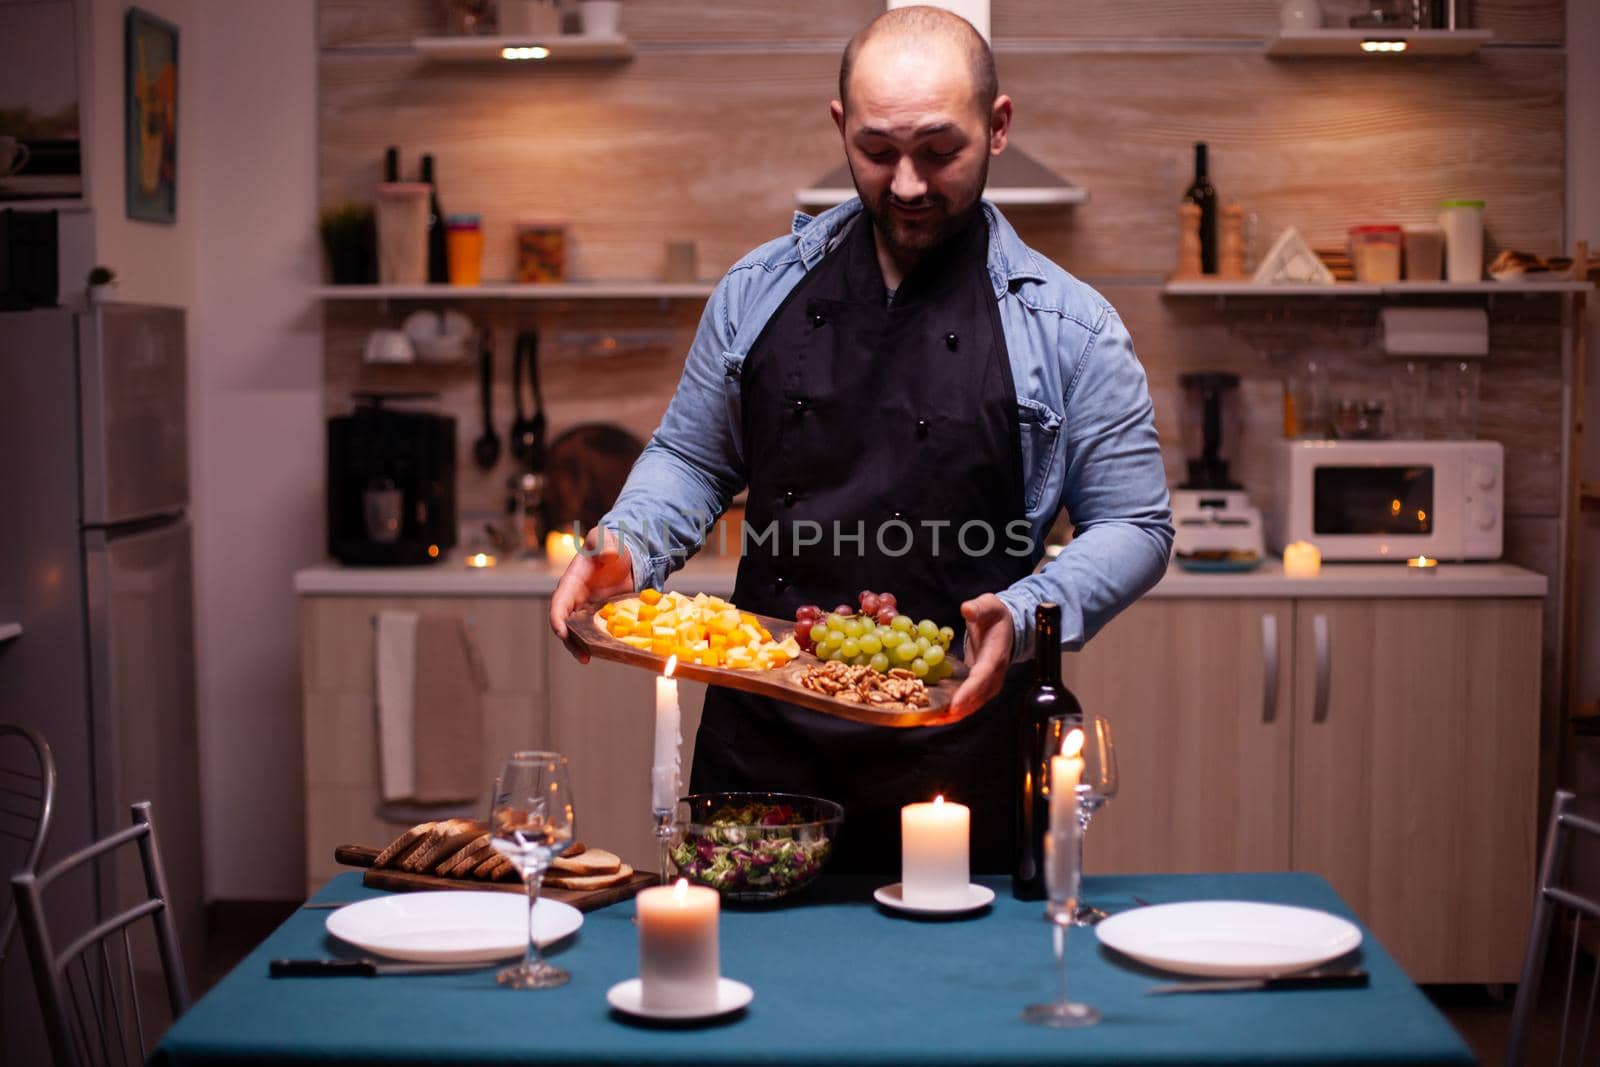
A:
[1046,712,1118,925]
[490,751,576,989]
[1021,828,1100,1027]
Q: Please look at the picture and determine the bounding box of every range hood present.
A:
[797,0,1087,210]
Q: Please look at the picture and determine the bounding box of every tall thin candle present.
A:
[652,656,681,811]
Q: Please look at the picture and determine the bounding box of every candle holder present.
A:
[651,767,678,886]
[1022,830,1101,1028]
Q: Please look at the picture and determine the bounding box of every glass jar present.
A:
[1349,225,1403,283]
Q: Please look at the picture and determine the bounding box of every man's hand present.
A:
[549,528,635,663]
[946,593,1014,721]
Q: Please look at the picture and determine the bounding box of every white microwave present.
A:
[1272,439,1504,561]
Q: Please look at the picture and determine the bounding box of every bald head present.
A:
[839,5,998,121]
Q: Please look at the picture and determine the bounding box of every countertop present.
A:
[295,554,1547,599]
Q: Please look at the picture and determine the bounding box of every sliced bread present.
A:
[403,818,485,873]
[436,833,494,877]
[550,847,620,876]
[371,822,436,870]
[546,863,634,891]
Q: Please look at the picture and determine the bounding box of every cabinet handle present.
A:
[1313,613,1331,724]
[1261,612,1280,724]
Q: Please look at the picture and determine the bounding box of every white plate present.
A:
[325,892,582,963]
[1094,900,1362,978]
[873,882,996,916]
[606,977,753,1021]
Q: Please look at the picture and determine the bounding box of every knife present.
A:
[270,958,497,978]
[1146,967,1368,995]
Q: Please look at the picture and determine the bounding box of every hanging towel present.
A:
[375,611,419,803]
[411,614,486,804]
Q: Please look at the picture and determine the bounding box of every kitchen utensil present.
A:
[1095,900,1363,977]
[270,957,496,977]
[1438,199,1485,282]
[473,333,500,470]
[490,751,576,988]
[542,423,645,532]
[323,891,582,962]
[401,308,473,363]
[1147,966,1369,995]
[374,183,430,285]
[362,329,414,365]
[510,330,547,471]
[672,792,842,902]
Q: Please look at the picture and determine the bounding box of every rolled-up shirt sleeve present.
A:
[997,308,1174,661]
[600,276,748,591]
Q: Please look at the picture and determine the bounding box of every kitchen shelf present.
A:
[316,282,715,301]
[1264,29,1494,57]
[1163,279,1592,297]
[795,185,1088,209]
[0,622,21,643]
[412,34,633,63]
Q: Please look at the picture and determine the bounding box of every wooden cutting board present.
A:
[334,845,656,913]
[564,600,964,728]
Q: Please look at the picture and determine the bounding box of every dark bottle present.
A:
[419,154,449,285]
[383,145,399,183]
[1013,602,1083,901]
[1185,142,1218,275]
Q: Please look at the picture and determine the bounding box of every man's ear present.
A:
[830,99,846,137]
[989,94,1013,155]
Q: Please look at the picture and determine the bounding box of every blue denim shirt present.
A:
[601,199,1173,660]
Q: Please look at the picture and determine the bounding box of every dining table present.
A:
[153,870,1474,1066]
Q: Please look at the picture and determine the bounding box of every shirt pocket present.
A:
[1015,397,1062,513]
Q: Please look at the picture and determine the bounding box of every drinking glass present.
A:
[490,751,576,989]
[1046,712,1118,925]
[1021,829,1101,1028]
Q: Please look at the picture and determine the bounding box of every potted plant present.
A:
[86,266,118,304]
[318,203,378,285]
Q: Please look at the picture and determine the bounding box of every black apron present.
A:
[690,211,1034,875]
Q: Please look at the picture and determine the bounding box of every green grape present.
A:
[893,642,918,663]
[930,659,954,681]
[938,625,955,647]
[811,626,834,647]
[890,615,914,633]
[819,637,842,659]
[923,644,944,667]
[824,613,845,631]
[840,638,861,659]
[843,618,866,639]
[915,636,931,655]
[911,657,929,678]
[858,632,883,655]
[917,619,939,640]
[880,629,905,649]
[869,652,890,673]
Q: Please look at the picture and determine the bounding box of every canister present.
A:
[445,214,483,287]
[516,221,568,283]
[1348,225,1402,283]
[1438,199,1485,283]
[1402,224,1445,281]
[375,183,430,285]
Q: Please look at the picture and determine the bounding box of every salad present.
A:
[671,800,834,899]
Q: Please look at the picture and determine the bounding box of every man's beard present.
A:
[854,153,989,270]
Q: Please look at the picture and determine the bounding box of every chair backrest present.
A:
[1507,789,1600,1067]
[0,721,57,958]
[11,801,190,1067]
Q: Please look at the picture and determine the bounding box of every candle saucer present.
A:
[605,977,754,1022]
[873,883,996,916]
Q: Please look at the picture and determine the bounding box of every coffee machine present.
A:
[327,393,457,565]
[1172,372,1264,571]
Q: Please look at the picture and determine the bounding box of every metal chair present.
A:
[1507,789,1600,1066]
[11,801,191,1067]
[1,720,56,960]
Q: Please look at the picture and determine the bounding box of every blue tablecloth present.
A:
[155,872,1473,1066]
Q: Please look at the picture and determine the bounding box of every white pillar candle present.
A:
[1282,540,1321,578]
[652,657,681,811]
[901,796,970,907]
[636,878,720,1011]
[1050,728,1084,836]
[545,530,580,569]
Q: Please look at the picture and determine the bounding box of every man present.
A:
[551,6,1172,874]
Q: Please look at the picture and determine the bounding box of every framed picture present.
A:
[125,8,177,223]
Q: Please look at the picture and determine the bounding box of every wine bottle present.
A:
[419,153,449,285]
[1185,142,1218,275]
[383,145,399,184]
[1013,602,1083,901]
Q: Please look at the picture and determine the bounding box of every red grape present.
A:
[879,592,897,608]
[860,593,881,616]
[795,619,814,643]
[875,607,897,625]
[834,604,854,616]
[796,604,822,622]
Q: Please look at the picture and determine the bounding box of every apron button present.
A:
[783,490,797,506]
[793,398,807,413]
[917,418,931,437]
[944,332,959,350]
[775,575,789,590]
[811,312,827,328]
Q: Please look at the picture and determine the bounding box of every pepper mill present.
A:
[1174,202,1204,279]
[1218,202,1246,279]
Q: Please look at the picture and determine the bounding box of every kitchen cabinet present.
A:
[1065,595,1540,983]
[301,594,704,896]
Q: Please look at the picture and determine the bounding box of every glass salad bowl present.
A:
[670,792,843,902]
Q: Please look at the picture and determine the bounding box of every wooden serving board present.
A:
[334,845,657,913]
[564,599,964,728]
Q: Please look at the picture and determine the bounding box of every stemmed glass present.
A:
[490,751,576,989]
[1046,712,1118,925]
[1021,797,1101,1026]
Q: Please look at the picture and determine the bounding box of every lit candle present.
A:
[545,530,580,569]
[1050,728,1084,836]
[1407,555,1439,571]
[464,551,497,569]
[636,878,720,1011]
[901,795,970,908]
[1283,540,1322,578]
[652,656,681,811]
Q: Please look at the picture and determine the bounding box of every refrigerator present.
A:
[0,304,203,1062]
